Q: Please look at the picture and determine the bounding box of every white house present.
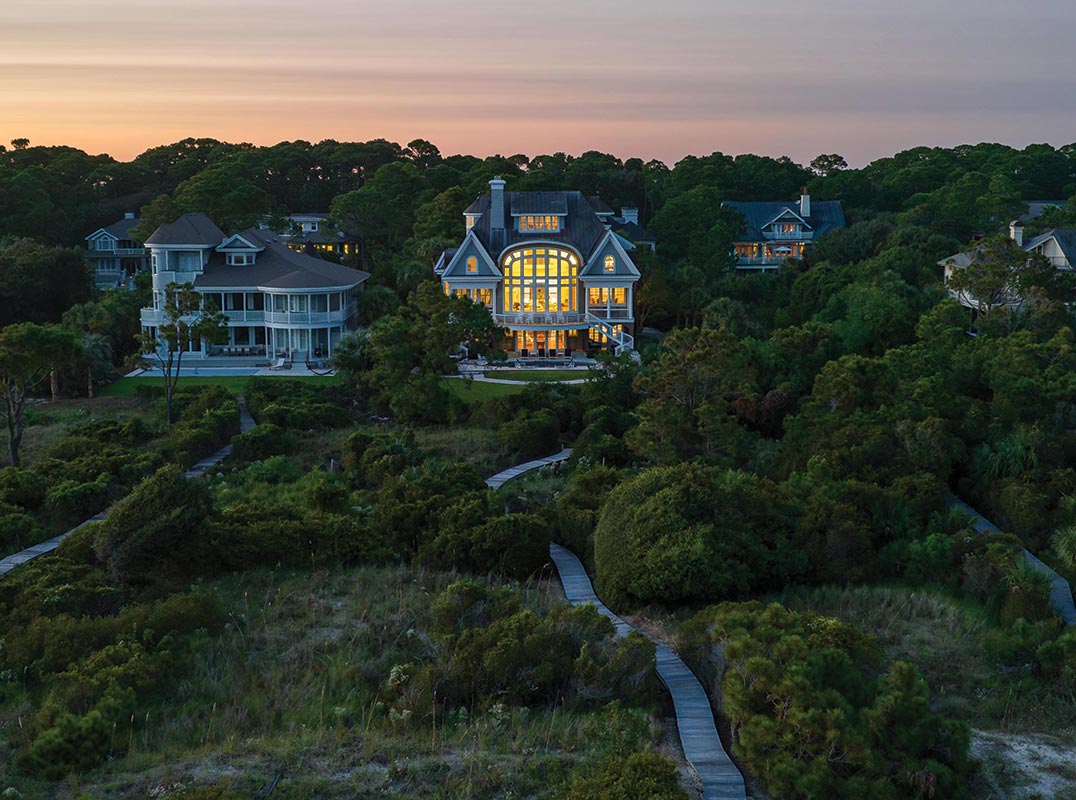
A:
[939,220,1076,313]
[84,212,149,289]
[434,178,641,357]
[140,213,369,362]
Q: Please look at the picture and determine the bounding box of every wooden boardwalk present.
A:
[949,495,1076,626]
[485,449,748,799]
[484,447,573,489]
[0,395,255,579]
[549,543,748,800]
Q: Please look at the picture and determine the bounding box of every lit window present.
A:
[466,256,478,273]
[518,215,561,232]
[604,255,615,272]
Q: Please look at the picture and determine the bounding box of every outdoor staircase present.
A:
[586,312,635,356]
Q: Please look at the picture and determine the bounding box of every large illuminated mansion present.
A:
[435,178,641,357]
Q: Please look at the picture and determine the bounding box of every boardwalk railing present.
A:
[487,450,749,800]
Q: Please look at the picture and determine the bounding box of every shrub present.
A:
[497,408,561,460]
[93,465,214,587]
[424,512,550,579]
[560,751,688,800]
[229,422,293,462]
[594,464,804,607]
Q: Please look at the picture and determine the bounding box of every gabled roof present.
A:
[1025,229,1076,263]
[761,207,811,229]
[158,224,371,291]
[146,213,226,246]
[87,216,142,242]
[441,232,501,279]
[216,233,262,251]
[465,190,608,259]
[580,231,640,279]
[722,199,846,241]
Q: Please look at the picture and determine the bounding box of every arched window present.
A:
[466,256,478,273]
[604,255,615,272]
[501,247,579,314]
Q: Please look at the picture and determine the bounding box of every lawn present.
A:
[101,374,342,397]
[443,377,526,401]
[485,369,589,382]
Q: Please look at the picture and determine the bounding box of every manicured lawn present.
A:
[444,377,526,401]
[100,374,341,397]
[485,369,589,382]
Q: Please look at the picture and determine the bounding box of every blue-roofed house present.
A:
[722,190,846,271]
[84,212,150,289]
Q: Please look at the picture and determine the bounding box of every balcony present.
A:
[140,308,163,327]
[762,230,813,241]
[493,311,587,327]
[264,304,356,325]
[90,247,148,257]
[219,310,265,323]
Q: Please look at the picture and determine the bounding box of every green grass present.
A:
[413,425,516,476]
[101,374,342,397]
[485,369,589,382]
[7,397,148,467]
[443,377,526,401]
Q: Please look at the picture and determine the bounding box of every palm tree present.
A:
[80,333,113,398]
[1051,524,1076,570]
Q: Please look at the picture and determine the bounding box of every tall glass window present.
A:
[501,247,578,313]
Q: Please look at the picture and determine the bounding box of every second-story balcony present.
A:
[762,230,813,241]
[264,303,357,325]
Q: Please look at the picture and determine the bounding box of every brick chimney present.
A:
[798,187,810,218]
[1009,220,1024,247]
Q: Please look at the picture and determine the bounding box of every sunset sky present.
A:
[3,0,1075,166]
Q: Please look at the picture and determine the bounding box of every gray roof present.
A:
[1022,200,1067,222]
[180,227,369,291]
[1026,229,1076,262]
[613,220,655,242]
[586,196,615,215]
[465,190,609,259]
[102,217,141,240]
[290,231,361,246]
[722,199,846,241]
[146,213,226,246]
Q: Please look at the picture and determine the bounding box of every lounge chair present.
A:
[268,357,288,370]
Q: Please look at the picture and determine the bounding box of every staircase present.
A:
[586,313,635,356]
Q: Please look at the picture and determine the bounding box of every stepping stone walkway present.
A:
[948,494,1076,626]
[0,395,256,579]
[484,448,573,489]
[486,449,749,800]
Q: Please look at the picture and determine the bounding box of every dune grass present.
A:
[776,584,1076,732]
[34,565,666,799]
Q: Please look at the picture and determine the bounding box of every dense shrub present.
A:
[679,601,970,800]
[594,464,805,606]
[424,512,551,579]
[560,751,688,800]
[93,464,214,588]
[229,422,294,461]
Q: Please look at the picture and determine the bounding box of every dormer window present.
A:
[604,255,615,272]
[466,215,478,231]
[227,253,255,266]
[519,215,560,232]
[466,256,478,273]
[306,221,319,232]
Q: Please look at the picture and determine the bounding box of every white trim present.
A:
[216,233,262,252]
[580,231,641,278]
[442,231,501,278]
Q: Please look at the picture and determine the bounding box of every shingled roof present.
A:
[145,213,226,246]
[722,199,846,241]
[193,228,369,290]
